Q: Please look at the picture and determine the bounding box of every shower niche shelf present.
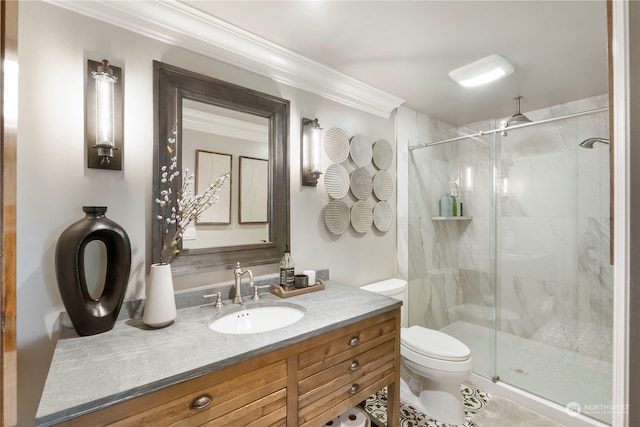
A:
[431,216,472,221]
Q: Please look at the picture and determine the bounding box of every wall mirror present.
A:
[153,61,290,275]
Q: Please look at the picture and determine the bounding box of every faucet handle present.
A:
[203,292,224,308]
[251,284,270,300]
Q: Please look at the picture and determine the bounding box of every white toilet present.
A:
[361,279,472,425]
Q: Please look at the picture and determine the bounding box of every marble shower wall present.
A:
[401,94,612,361]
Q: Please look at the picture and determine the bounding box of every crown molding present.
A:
[183,107,268,143]
[46,0,405,118]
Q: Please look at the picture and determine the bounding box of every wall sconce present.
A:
[301,117,322,186]
[86,59,123,170]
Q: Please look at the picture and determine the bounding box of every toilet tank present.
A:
[361,279,408,328]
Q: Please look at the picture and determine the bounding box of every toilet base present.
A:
[400,374,466,425]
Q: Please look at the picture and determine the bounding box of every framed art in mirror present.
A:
[195,150,231,225]
[239,156,268,224]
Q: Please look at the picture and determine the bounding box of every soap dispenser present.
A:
[450,189,459,217]
[439,192,453,217]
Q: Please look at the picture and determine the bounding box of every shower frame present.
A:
[407,105,612,423]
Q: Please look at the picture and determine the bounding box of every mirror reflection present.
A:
[181,99,270,249]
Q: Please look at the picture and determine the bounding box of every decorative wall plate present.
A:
[372,139,393,170]
[373,170,393,201]
[373,201,393,232]
[350,200,373,233]
[324,163,349,199]
[349,134,373,167]
[323,127,350,163]
[350,167,373,200]
[324,200,350,235]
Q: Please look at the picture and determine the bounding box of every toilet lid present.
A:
[361,279,407,296]
[401,326,470,361]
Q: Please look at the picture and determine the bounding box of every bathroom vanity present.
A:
[35,281,401,427]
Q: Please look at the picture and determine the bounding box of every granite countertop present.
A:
[35,280,400,426]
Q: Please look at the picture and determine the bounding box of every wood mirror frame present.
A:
[152,61,290,275]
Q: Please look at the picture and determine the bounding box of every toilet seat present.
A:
[401,326,471,361]
[401,343,472,373]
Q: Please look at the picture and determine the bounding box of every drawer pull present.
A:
[348,384,360,394]
[190,394,212,410]
[348,336,360,346]
[349,361,360,371]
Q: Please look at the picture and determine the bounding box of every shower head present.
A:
[501,96,532,136]
[505,96,532,126]
[579,137,610,149]
[505,111,532,127]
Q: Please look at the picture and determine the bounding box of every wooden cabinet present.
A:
[53,309,400,427]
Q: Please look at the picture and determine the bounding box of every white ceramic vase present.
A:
[142,263,177,328]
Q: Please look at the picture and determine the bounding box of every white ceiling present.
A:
[181,0,609,127]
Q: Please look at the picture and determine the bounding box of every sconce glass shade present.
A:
[86,59,123,170]
[93,61,116,161]
[301,117,322,186]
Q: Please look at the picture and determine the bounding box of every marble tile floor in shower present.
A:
[441,320,612,425]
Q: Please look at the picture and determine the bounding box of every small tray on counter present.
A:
[269,279,325,298]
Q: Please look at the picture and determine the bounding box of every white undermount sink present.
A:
[208,304,305,334]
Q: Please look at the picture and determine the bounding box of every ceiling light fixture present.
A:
[449,54,514,87]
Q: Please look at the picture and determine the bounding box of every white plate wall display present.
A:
[324,163,350,199]
[324,200,350,235]
[349,134,373,167]
[372,139,393,170]
[350,200,373,233]
[373,170,393,201]
[323,127,350,163]
[373,201,393,232]
[350,167,373,200]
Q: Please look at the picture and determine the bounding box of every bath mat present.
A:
[472,396,565,427]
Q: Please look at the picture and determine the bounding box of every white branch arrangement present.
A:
[156,125,230,265]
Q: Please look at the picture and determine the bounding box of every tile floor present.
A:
[363,383,491,427]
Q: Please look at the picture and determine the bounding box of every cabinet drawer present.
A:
[178,388,287,427]
[297,351,395,426]
[298,316,396,378]
[298,339,395,397]
[120,360,287,426]
[56,357,287,427]
[298,341,395,409]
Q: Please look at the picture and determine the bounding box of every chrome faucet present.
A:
[233,262,254,304]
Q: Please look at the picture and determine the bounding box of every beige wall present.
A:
[17,2,397,424]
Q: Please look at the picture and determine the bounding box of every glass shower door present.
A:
[407,120,498,382]
[494,110,612,423]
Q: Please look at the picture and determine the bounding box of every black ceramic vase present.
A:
[55,206,131,336]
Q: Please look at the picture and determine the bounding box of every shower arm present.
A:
[514,96,523,114]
